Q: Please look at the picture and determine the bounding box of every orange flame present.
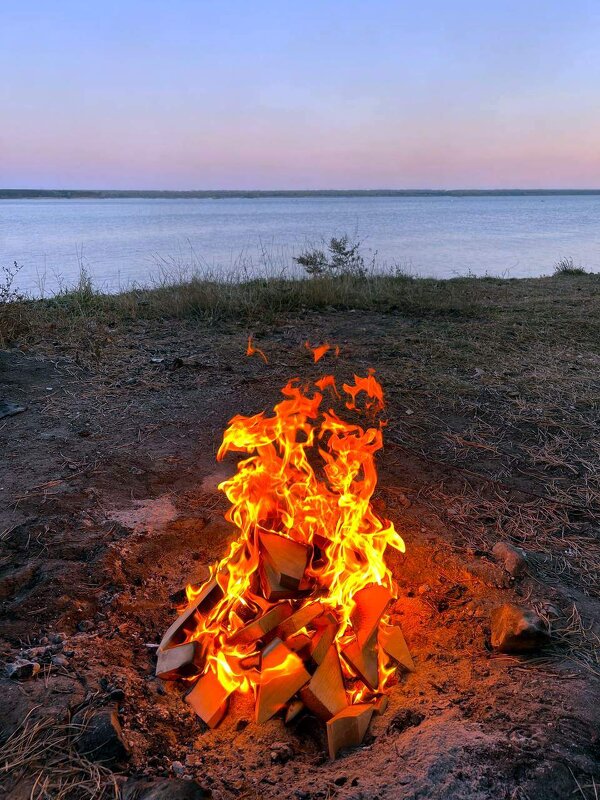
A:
[305,341,340,362]
[246,335,269,364]
[183,365,405,701]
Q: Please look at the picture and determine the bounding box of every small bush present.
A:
[294,235,370,278]
[0,261,25,303]
[553,257,587,276]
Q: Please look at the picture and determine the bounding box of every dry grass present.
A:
[2,268,599,348]
[0,706,120,799]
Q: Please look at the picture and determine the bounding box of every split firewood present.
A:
[300,644,347,720]
[159,579,223,651]
[350,583,391,645]
[229,602,293,645]
[275,601,325,639]
[156,641,205,680]
[309,611,338,665]
[378,623,414,672]
[371,694,389,715]
[255,638,311,724]
[342,631,379,690]
[185,667,233,728]
[326,703,375,759]
[259,532,311,590]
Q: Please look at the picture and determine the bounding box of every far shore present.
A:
[3,188,600,200]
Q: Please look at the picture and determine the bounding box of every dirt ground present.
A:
[1,305,600,799]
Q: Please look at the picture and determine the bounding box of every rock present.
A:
[171,760,186,776]
[490,604,550,653]
[77,619,95,632]
[72,706,130,765]
[122,777,212,799]
[51,654,69,668]
[492,541,527,578]
[6,658,40,680]
[269,741,294,763]
[24,646,50,660]
[0,401,27,420]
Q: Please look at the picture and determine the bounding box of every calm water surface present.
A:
[2,196,599,295]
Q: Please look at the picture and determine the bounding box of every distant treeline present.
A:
[2,188,600,200]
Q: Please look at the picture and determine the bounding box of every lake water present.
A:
[2,195,599,295]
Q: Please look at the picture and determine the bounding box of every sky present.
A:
[1,0,599,190]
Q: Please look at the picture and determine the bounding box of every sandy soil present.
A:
[1,310,599,799]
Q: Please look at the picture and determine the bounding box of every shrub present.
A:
[553,257,587,276]
[294,235,370,278]
[0,261,25,303]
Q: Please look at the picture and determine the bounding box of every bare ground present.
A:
[1,285,600,799]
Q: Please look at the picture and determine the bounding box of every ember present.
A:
[157,346,413,757]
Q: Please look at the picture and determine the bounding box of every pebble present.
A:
[72,706,130,765]
[51,654,69,668]
[490,603,550,653]
[6,658,41,680]
[492,541,527,578]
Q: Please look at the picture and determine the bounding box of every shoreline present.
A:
[3,188,600,200]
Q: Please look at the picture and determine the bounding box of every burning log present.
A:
[229,602,293,645]
[159,578,222,651]
[256,639,311,723]
[185,667,233,728]
[259,532,311,591]
[342,633,379,691]
[300,645,347,720]
[379,623,415,672]
[156,641,205,680]
[156,359,413,757]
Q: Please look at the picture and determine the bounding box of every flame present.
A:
[246,335,268,364]
[304,341,340,362]
[181,358,405,703]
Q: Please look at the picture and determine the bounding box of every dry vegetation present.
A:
[2,269,600,799]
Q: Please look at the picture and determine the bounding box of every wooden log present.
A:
[255,638,310,724]
[378,623,414,672]
[156,641,205,680]
[300,645,347,721]
[371,694,389,715]
[309,612,338,666]
[159,578,222,650]
[259,559,300,601]
[229,602,293,645]
[259,532,311,590]
[185,667,232,728]
[275,601,325,639]
[342,631,378,690]
[326,704,375,759]
[350,584,391,645]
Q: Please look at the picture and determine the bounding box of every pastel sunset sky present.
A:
[1,0,599,189]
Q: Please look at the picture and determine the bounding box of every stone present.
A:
[72,706,130,765]
[490,604,550,653]
[122,777,212,799]
[51,654,69,668]
[6,659,40,680]
[492,542,527,578]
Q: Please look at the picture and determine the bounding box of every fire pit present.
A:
[157,349,413,758]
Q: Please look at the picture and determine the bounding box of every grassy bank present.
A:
[2,269,600,350]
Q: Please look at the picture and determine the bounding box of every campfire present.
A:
[157,346,414,758]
